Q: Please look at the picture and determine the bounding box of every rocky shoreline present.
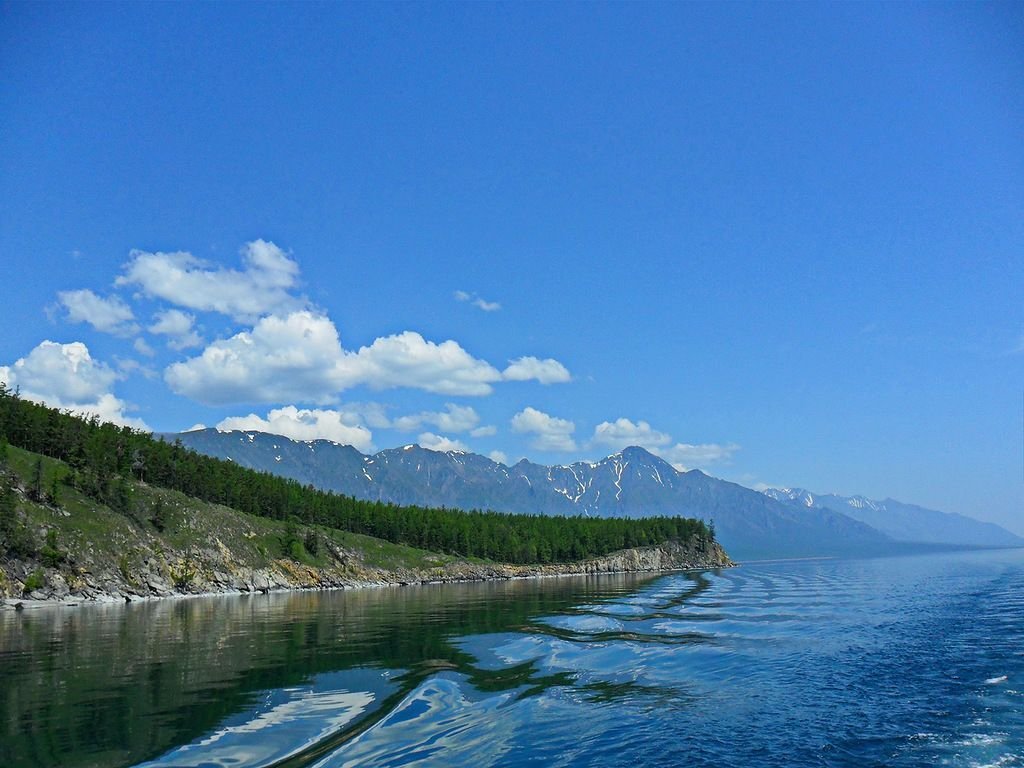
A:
[1,537,732,609]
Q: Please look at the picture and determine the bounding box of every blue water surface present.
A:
[3,549,1023,767]
[325,550,1024,768]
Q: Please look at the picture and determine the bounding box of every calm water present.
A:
[2,549,1023,767]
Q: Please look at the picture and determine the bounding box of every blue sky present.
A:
[1,2,1022,532]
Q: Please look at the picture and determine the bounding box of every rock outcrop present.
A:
[1,537,731,607]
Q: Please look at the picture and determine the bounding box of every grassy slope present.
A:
[1,446,475,600]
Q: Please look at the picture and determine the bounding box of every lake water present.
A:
[2,548,1023,767]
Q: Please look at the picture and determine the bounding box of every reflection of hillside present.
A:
[0,573,653,768]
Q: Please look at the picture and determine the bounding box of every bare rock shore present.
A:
[1,537,732,609]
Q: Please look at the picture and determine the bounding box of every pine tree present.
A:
[29,457,43,502]
[0,475,16,540]
[150,497,167,532]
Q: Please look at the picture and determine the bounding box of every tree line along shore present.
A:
[0,385,729,603]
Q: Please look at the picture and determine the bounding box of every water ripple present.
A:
[5,551,1024,767]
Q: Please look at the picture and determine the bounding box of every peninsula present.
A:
[0,387,730,605]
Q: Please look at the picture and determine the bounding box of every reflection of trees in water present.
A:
[0,572,665,768]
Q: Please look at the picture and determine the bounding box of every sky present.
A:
[1,2,1022,533]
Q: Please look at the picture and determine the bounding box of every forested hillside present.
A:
[0,386,715,566]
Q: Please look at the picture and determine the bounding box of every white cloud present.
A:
[340,402,393,430]
[589,416,739,471]
[116,358,157,380]
[417,432,469,452]
[184,423,207,432]
[149,309,203,350]
[454,290,501,312]
[488,450,508,465]
[470,425,497,437]
[591,418,672,451]
[134,338,156,357]
[0,340,147,429]
[163,313,348,409]
[165,312,513,405]
[116,239,305,322]
[217,406,374,452]
[510,406,577,452]
[336,331,503,396]
[502,356,571,385]
[662,442,740,472]
[391,403,480,433]
[57,289,139,337]
[165,311,347,405]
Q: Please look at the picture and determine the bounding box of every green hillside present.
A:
[0,385,722,600]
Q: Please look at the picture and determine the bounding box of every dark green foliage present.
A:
[0,385,714,564]
[281,515,302,559]
[40,529,66,567]
[107,476,133,515]
[150,497,167,532]
[304,528,320,557]
[0,473,16,537]
[288,540,307,562]
[29,457,44,502]
[23,567,45,593]
[47,471,61,506]
[6,526,37,559]
[0,471,35,558]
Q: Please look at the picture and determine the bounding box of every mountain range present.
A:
[172,429,1022,560]
[761,488,1020,548]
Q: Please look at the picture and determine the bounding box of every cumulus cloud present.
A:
[391,403,480,433]
[116,239,305,322]
[510,406,577,452]
[662,442,740,471]
[134,338,156,357]
[339,332,502,395]
[57,289,139,337]
[417,432,469,452]
[589,416,738,471]
[470,425,497,437]
[164,311,347,405]
[339,402,393,430]
[149,309,203,350]
[488,450,509,465]
[502,356,571,385]
[454,289,501,312]
[216,406,374,451]
[165,312,517,405]
[0,340,147,429]
[116,358,157,380]
[591,418,672,451]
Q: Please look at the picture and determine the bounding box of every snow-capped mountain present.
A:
[763,488,1021,547]
[172,429,897,559]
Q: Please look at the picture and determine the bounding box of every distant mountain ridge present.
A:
[172,429,902,559]
[171,429,1021,558]
[762,488,1022,548]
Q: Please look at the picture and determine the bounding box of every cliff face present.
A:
[0,445,731,608]
[2,536,732,606]
[409,537,732,584]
